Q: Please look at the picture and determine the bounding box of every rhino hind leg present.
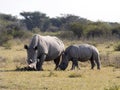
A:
[95,57,101,70]
[92,54,101,70]
[90,60,95,69]
[54,56,61,70]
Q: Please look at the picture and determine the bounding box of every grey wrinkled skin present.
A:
[24,34,65,71]
[59,44,101,70]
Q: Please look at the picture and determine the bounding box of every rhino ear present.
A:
[24,45,28,50]
[34,46,38,50]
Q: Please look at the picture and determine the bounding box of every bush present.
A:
[85,22,111,38]
[58,31,76,39]
[0,34,13,46]
[69,23,85,38]
[112,26,120,38]
[2,41,12,49]
[114,42,120,51]
[13,30,32,39]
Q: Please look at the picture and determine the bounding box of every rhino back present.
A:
[38,36,64,60]
[66,44,96,61]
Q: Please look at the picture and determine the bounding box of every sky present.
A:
[0,0,120,22]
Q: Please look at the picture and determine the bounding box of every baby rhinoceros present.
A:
[59,44,101,70]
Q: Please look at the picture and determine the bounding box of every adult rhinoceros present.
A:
[59,44,101,70]
[24,34,64,71]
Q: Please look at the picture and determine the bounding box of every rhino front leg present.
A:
[36,61,43,71]
[36,54,46,71]
[71,58,80,70]
[71,63,75,70]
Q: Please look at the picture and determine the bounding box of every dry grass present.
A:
[0,67,120,90]
[0,39,120,90]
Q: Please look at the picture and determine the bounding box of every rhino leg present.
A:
[92,53,101,70]
[90,60,95,69]
[54,56,61,70]
[76,64,80,70]
[36,54,46,71]
[71,58,80,70]
[95,57,101,70]
[71,63,75,70]
[36,61,43,71]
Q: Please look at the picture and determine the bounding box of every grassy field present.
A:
[0,39,120,90]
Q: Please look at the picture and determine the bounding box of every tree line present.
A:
[0,11,120,45]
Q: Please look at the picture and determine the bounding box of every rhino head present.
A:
[24,45,38,69]
[59,53,69,70]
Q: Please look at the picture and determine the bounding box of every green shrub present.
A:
[114,42,120,51]
[2,41,12,49]
[69,23,85,38]
[13,30,32,39]
[0,34,13,46]
[58,31,76,39]
[85,22,111,38]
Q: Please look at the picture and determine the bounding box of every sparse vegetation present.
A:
[0,39,120,90]
[104,84,120,90]
[114,42,120,51]
[0,12,120,90]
